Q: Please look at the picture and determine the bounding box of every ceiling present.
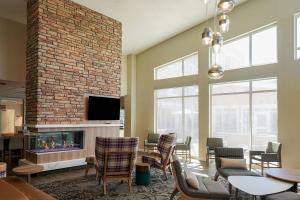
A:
[0,0,246,55]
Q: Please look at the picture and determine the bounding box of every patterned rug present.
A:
[36,169,253,200]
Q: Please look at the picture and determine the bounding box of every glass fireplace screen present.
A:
[29,131,83,153]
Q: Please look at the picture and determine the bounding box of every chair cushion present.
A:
[185,170,200,190]
[142,155,161,168]
[145,142,158,147]
[252,155,262,161]
[221,158,247,169]
[265,192,300,200]
[202,179,230,196]
[218,168,260,179]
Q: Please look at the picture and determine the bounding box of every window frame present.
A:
[154,85,199,154]
[295,13,300,60]
[154,52,198,80]
[209,77,278,149]
[210,23,278,70]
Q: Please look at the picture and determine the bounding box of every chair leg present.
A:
[170,188,179,200]
[96,170,99,181]
[85,165,89,177]
[261,161,264,175]
[189,150,191,162]
[163,170,168,180]
[168,166,172,175]
[103,179,107,195]
[229,183,232,194]
[128,178,132,192]
[206,153,209,166]
[214,172,219,181]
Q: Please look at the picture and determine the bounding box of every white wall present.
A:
[0,17,26,82]
[129,0,300,168]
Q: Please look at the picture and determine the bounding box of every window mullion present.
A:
[249,80,253,150]
[249,34,252,66]
[182,87,185,142]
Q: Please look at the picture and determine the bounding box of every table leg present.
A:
[235,188,238,199]
[27,174,31,183]
[291,182,298,192]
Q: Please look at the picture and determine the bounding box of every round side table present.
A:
[0,162,7,178]
[12,165,43,183]
[136,163,151,186]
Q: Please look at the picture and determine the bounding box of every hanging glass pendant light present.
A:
[212,32,223,53]
[208,64,224,79]
[218,0,235,13]
[202,27,213,45]
[219,14,230,33]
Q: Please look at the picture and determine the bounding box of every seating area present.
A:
[0,0,300,199]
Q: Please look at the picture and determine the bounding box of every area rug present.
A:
[36,169,253,200]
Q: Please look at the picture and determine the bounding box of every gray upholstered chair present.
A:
[265,192,300,200]
[249,142,282,175]
[206,137,223,166]
[0,139,4,162]
[175,136,192,161]
[170,155,230,200]
[214,147,260,192]
[144,133,160,152]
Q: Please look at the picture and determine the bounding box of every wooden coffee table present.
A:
[13,165,43,183]
[266,168,300,192]
[228,176,293,199]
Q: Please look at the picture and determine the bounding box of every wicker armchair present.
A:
[249,142,282,175]
[175,136,192,161]
[144,133,160,152]
[142,134,176,180]
[95,137,139,195]
[206,138,223,166]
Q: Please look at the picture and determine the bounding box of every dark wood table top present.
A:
[266,168,300,183]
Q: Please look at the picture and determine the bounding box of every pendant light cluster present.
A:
[202,0,235,79]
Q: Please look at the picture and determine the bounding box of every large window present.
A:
[212,25,277,70]
[296,14,300,59]
[154,53,198,80]
[155,86,199,156]
[210,78,277,151]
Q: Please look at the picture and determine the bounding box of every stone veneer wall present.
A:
[26,0,122,125]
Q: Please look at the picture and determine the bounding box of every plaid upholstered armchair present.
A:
[142,134,176,180]
[249,142,282,175]
[95,137,139,195]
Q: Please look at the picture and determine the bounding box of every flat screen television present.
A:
[88,96,120,120]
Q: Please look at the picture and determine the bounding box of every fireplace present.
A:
[25,131,86,165]
[28,131,84,153]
